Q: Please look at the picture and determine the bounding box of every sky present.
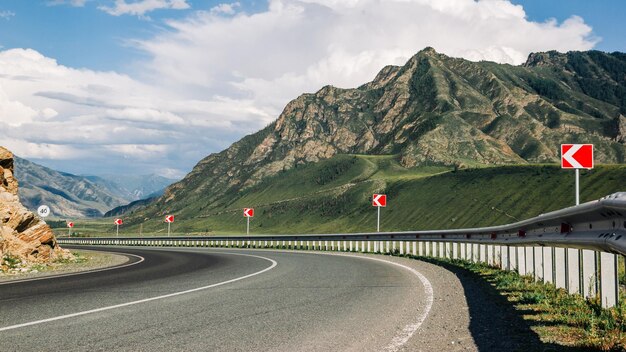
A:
[0,0,624,179]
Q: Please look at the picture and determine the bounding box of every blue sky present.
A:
[0,1,268,71]
[512,0,625,53]
[0,0,623,178]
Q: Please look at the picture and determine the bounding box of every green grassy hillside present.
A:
[54,156,626,237]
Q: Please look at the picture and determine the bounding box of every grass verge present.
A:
[394,253,626,351]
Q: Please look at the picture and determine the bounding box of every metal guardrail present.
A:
[59,192,626,308]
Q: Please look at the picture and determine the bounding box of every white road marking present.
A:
[206,247,433,351]
[0,252,145,286]
[321,253,433,352]
[0,252,277,332]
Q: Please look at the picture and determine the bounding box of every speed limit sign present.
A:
[37,205,51,218]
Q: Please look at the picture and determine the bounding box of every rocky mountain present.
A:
[13,157,175,218]
[1,147,71,271]
[86,174,175,201]
[127,48,625,223]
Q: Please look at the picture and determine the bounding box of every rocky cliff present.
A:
[1,147,71,272]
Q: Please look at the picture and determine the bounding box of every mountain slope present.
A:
[86,174,175,201]
[89,155,626,235]
[125,48,625,227]
[14,157,128,218]
[14,157,176,219]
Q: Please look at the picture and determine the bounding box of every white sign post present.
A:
[67,221,74,237]
[372,194,387,232]
[165,215,174,236]
[561,144,594,205]
[114,218,123,237]
[243,208,254,235]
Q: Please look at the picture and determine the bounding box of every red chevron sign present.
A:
[114,218,123,225]
[165,215,174,223]
[372,194,387,207]
[243,208,254,217]
[561,144,593,169]
[67,222,74,228]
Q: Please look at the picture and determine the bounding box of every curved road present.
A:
[0,247,430,352]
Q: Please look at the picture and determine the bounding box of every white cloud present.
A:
[139,0,596,107]
[47,0,89,7]
[0,10,15,19]
[210,2,240,15]
[0,48,245,175]
[0,0,599,177]
[99,0,190,17]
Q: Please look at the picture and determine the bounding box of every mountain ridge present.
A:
[122,48,625,225]
[14,157,176,218]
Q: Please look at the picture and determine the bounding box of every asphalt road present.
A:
[0,247,429,352]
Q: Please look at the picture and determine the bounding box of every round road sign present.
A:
[37,205,51,218]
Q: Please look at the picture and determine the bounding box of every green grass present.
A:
[402,255,626,351]
[50,155,626,236]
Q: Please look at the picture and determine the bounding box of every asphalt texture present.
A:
[0,247,428,352]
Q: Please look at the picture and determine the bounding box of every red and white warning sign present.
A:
[561,144,594,169]
[243,208,254,217]
[114,218,123,225]
[165,215,174,223]
[67,222,74,228]
[372,194,387,207]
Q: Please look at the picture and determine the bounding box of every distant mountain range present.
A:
[14,156,176,218]
[114,48,625,233]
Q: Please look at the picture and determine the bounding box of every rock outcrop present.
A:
[1,146,71,272]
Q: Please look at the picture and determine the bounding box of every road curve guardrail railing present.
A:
[59,192,626,308]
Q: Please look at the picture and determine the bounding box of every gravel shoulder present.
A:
[0,249,129,283]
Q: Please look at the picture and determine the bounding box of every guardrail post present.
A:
[582,249,597,298]
[533,247,543,281]
[367,241,372,252]
[515,247,526,275]
[524,247,532,276]
[543,247,554,284]
[495,246,502,267]
[600,252,618,308]
[478,244,485,263]
[501,246,509,270]
[509,246,516,272]
[568,249,581,293]
[412,242,417,256]
[554,248,566,289]
[361,240,366,252]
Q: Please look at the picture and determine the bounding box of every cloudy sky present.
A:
[0,0,624,179]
